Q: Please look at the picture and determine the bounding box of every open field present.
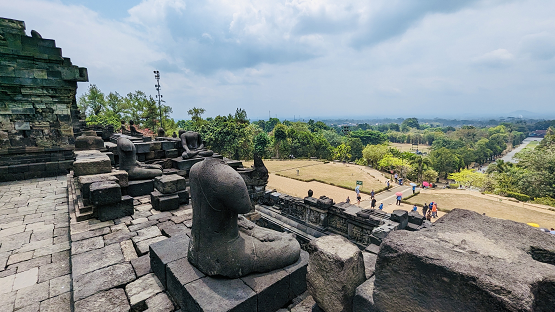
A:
[390,143,431,153]
[405,189,555,229]
[243,160,384,192]
[515,140,539,157]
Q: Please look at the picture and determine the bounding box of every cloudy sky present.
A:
[3,0,555,120]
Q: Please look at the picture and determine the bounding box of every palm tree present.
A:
[410,155,432,182]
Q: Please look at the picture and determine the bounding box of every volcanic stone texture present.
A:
[366,209,555,312]
[0,17,88,181]
[307,235,366,312]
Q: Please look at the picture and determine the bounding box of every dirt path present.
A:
[407,189,555,229]
[266,173,446,220]
[267,173,364,203]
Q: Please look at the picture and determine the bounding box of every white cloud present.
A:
[472,49,515,68]
[3,0,555,119]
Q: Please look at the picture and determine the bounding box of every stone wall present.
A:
[0,17,88,181]
[260,191,394,248]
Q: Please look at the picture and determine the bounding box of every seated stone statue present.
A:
[117,137,162,180]
[188,158,300,278]
[181,131,213,159]
[157,128,165,137]
[129,120,141,136]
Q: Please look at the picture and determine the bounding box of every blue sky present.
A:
[3,0,555,120]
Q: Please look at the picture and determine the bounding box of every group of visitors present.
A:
[422,202,438,221]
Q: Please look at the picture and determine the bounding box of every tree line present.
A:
[80,85,551,202]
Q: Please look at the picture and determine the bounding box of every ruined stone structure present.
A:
[0,17,88,181]
[258,191,428,250]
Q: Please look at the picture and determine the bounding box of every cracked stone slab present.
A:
[71,243,124,277]
[74,288,131,312]
[125,273,164,309]
[73,263,136,301]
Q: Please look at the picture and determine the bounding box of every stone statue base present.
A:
[150,234,309,312]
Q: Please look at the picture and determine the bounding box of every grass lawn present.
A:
[406,191,555,229]
[390,143,431,153]
[243,160,384,192]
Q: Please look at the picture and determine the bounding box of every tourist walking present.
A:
[355,185,361,205]
[432,203,438,218]
[396,195,402,205]
[426,210,432,221]
[394,173,398,183]
[386,180,390,189]
[423,202,428,216]
[379,203,383,210]
[371,198,377,209]
[346,196,350,204]
[412,185,416,194]
[370,189,375,199]
[412,205,418,212]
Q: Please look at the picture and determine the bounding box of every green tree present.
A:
[273,123,288,158]
[254,132,270,157]
[333,143,351,162]
[401,117,419,130]
[362,144,389,168]
[430,147,460,178]
[187,107,206,130]
[346,137,363,161]
[78,84,105,116]
[410,155,432,182]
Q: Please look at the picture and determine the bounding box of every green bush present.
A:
[533,196,555,207]
[505,191,531,202]
[449,183,459,189]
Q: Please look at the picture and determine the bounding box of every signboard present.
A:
[356,181,363,186]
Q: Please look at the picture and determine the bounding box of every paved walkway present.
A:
[0,176,71,312]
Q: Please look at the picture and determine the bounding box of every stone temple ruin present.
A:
[2,16,555,312]
[0,18,88,182]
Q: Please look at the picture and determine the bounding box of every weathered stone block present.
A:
[284,250,309,300]
[89,181,121,206]
[171,157,203,171]
[73,155,111,176]
[154,174,186,194]
[8,163,28,173]
[307,235,366,312]
[177,189,189,205]
[154,150,165,159]
[241,268,290,312]
[407,210,424,226]
[150,234,190,287]
[150,141,161,151]
[371,209,555,312]
[74,288,130,312]
[135,142,151,154]
[165,257,205,308]
[151,191,179,211]
[353,277,375,312]
[96,195,134,222]
[73,263,135,301]
[79,174,119,199]
[164,149,178,158]
[145,151,155,160]
[75,134,104,150]
[184,277,257,312]
[127,179,154,197]
[390,210,408,230]
[125,273,164,310]
[161,141,175,151]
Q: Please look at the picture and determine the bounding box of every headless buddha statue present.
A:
[180,131,213,159]
[117,137,163,180]
[188,158,301,278]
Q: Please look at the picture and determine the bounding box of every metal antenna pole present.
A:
[154,70,163,128]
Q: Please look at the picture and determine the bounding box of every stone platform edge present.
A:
[150,234,309,312]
